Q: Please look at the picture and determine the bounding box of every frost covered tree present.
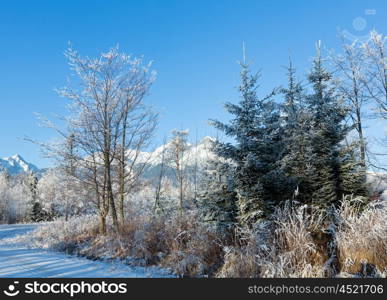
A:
[211,62,286,226]
[26,172,46,222]
[54,45,157,233]
[360,30,387,169]
[0,172,12,223]
[27,172,38,204]
[304,43,365,207]
[28,201,49,222]
[362,30,387,120]
[115,62,157,225]
[199,156,237,238]
[192,130,199,206]
[167,129,189,216]
[62,133,77,221]
[0,173,35,223]
[279,60,312,202]
[37,168,94,218]
[338,142,368,198]
[330,36,369,168]
[154,136,167,214]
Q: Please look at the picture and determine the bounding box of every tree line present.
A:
[201,31,386,231]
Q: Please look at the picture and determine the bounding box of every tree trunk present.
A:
[107,169,120,233]
[104,140,119,233]
[359,133,366,167]
[119,115,127,224]
[99,214,107,235]
[65,203,69,222]
[119,192,125,224]
[118,148,125,224]
[354,93,366,168]
[179,175,183,218]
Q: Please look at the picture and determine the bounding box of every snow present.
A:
[0,223,174,278]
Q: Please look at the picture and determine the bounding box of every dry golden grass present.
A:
[74,212,222,277]
[160,214,222,277]
[257,203,330,278]
[217,203,330,278]
[336,197,387,275]
[215,229,261,278]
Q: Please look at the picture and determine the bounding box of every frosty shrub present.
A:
[160,211,222,277]
[28,210,222,277]
[215,226,263,278]
[18,215,99,252]
[19,195,386,278]
[84,214,169,264]
[259,203,329,278]
[335,196,387,275]
[0,172,32,224]
[217,203,329,278]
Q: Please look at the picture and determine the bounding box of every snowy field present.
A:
[0,223,174,278]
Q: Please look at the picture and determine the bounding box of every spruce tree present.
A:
[26,172,49,222]
[29,201,45,222]
[199,158,237,238]
[305,44,353,207]
[338,141,368,199]
[27,172,38,203]
[279,60,323,204]
[211,62,286,226]
[279,61,307,201]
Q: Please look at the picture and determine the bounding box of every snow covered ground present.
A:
[0,223,174,278]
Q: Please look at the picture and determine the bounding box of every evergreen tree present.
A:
[26,172,50,222]
[305,43,357,207]
[280,49,367,207]
[279,60,315,203]
[338,141,368,199]
[211,62,286,226]
[199,158,237,238]
[27,172,38,203]
[29,201,47,222]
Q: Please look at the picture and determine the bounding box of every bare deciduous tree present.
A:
[168,129,189,217]
[63,133,77,221]
[154,136,167,214]
[115,62,157,225]
[360,30,387,170]
[363,30,387,119]
[330,36,369,167]
[53,45,156,233]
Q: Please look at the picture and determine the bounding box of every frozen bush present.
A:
[335,196,387,275]
[16,214,99,252]
[217,203,328,278]
[160,212,222,277]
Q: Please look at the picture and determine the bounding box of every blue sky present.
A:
[0,0,386,167]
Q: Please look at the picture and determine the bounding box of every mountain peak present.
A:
[200,136,215,144]
[0,154,40,175]
[11,154,25,161]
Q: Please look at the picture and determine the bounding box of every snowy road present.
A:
[0,223,173,278]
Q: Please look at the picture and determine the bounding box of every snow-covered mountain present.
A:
[0,136,216,179]
[138,136,217,180]
[0,154,40,175]
[139,136,216,166]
